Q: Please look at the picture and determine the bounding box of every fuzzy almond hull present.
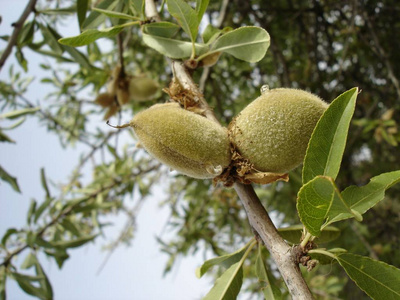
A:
[131,103,231,179]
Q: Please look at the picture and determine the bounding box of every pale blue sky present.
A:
[0,1,213,299]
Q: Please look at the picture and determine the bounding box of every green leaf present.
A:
[308,248,347,265]
[82,0,119,29]
[196,0,209,22]
[44,248,69,269]
[27,199,37,225]
[59,22,134,47]
[77,0,89,29]
[0,266,6,300]
[202,24,222,44]
[0,107,40,119]
[1,228,18,246]
[0,165,21,193]
[92,7,139,20]
[39,23,64,55]
[167,0,199,43]
[60,218,81,237]
[142,33,208,59]
[255,243,282,300]
[207,26,270,62]
[196,240,250,278]
[278,224,341,244]
[203,262,243,300]
[337,253,400,299]
[142,22,180,38]
[34,196,52,223]
[50,234,98,248]
[18,21,35,46]
[339,170,400,222]
[21,252,37,270]
[0,130,15,143]
[297,176,359,236]
[15,48,28,72]
[11,272,45,299]
[40,168,50,198]
[131,0,144,17]
[302,88,359,184]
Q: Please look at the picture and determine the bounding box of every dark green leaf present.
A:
[142,33,208,59]
[203,262,243,300]
[0,165,21,193]
[297,176,359,236]
[40,168,50,198]
[0,130,15,143]
[15,48,28,71]
[302,88,358,184]
[278,225,341,244]
[44,248,69,269]
[34,196,52,223]
[27,199,37,225]
[77,0,89,29]
[167,0,199,43]
[337,253,400,299]
[142,22,180,38]
[131,0,144,16]
[207,26,270,62]
[339,170,400,222]
[60,218,81,237]
[11,272,45,299]
[1,228,18,246]
[18,21,35,46]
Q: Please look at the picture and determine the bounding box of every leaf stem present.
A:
[300,231,313,249]
[308,249,337,260]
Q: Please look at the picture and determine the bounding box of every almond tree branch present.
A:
[144,1,314,298]
[0,0,37,73]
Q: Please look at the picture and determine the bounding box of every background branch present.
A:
[0,0,37,73]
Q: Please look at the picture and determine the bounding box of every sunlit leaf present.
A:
[0,107,40,119]
[208,26,270,62]
[203,262,243,300]
[167,0,199,43]
[82,0,119,29]
[302,88,358,184]
[196,0,209,22]
[337,253,400,299]
[142,33,208,59]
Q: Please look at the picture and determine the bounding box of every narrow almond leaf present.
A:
[77,0,89,28]
[21,252,36,270]
[203,262,243,300]
[208,26,270,62]
[339,170,400,221]
[278,224,340,244]
[167,0,199,42]
[297,176,358,236]
[131,0,144,17]
[40,168,50,198]
[0,130,15,143]
[337,253,400,299]
[27,199,36,226]
[34,197,52,223]
[82,0,119,29]
[196,240,250,278]
[196,0,210,22]
[11,272,45,299]
[255,243,282,300]
[92,7,139,20]
[0,165,21,193]
[0,107,40,119]
[142,33,208,59]
[50,234,98,248]
[142,22,180,38]
[59,23,132,47]
[302,88,358,184]
[1,228,18,246]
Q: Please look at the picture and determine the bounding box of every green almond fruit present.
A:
[230,88,328,173]
[131,103,231,179]
[129,76,160,102]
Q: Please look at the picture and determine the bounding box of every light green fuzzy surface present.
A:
[131,103,231,179]
[232,88,328,173]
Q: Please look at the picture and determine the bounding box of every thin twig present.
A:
[0,0,37,73]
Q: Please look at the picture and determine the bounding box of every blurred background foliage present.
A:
[1,0,399,299]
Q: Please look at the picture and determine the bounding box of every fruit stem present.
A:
[106,120,130,129]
